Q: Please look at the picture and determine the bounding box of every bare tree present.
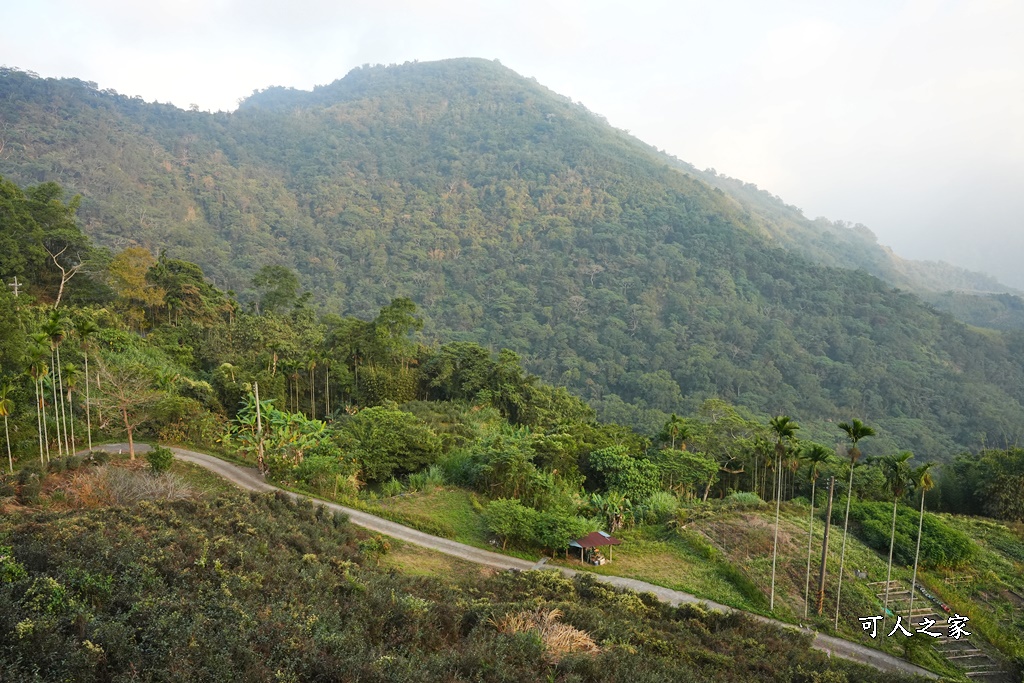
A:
[46,246,84,310]
[95,356,161,460]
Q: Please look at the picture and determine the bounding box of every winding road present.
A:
[97,443,938,679]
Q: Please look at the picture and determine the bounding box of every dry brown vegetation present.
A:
[489,607,600,663]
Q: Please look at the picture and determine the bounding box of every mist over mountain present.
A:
[3,58,1024,454]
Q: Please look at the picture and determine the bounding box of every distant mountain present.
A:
[3,59,1024,454]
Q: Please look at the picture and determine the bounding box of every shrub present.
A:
[724,491,765,508]
[380,478,404,497]
[640,490,680,523]
[407,464,446,492]
[485,498,537,549]
[146,446,175,474]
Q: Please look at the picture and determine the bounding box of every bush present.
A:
[146,446,175,474]
[407,465,446,492]
[724,491,765,508]
[640,491,680,524]
[15,471,43,505]
[380,478,404,497]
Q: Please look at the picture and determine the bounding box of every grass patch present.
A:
[381,539,498,582]
[553,525,760,611]
[367,488,489,546]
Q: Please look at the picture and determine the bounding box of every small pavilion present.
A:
[569,531,621,564]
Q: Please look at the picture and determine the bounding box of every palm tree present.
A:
[663,413,690,450]
[874,451,914,626]
[908,462,936,619]
[305,354,318,418]
[834,418,875,629]
[42,313,71,456]
[768,415,799,611]
[27,335,51,464]
[801,442,834,619]
[63,363,80,451]
[0,383,13,473]
[74,318,99,451]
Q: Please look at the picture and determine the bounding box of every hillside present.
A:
[3,60,1024,453]
[0,457,923,683]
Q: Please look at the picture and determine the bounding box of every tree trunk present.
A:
[67,389,75,452]
[123,406,135,460]
[84,352,92,451]
[817,476,835,615]
[804,477,817,620]
[51,352,63,457]
[35,379,45,465]
[770,459,783,611]
[41,379,50,462]
[834,464,856,629]
[56,345,70,455]
[95,370,103,428]
[908,490,926,618]
[883,496,898,627]
[4,415,11,474]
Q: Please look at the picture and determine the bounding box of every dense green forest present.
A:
[2,59,1024,456]
[3,171,1024,678]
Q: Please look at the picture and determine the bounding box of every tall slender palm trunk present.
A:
[770,462,783,610]
[84,353,92,451]
[39,378,50,464]
[804,478,817,619]
[309,367,315,419]
[50,353,63,457]
[56,345,70,454]
[908,490,926,617]
[34,382,45,466]
[834,465,855,629]
[4,415,11,474]
[883,496,898,628]
[67,388,76,451]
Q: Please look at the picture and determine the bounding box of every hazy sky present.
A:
[4,0,1023,286]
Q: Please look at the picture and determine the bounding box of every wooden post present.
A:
[816,476,835,615]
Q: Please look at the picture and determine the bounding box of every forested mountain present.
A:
[2,59,1024,454]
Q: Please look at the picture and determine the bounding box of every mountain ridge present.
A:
[3,58,1024,454]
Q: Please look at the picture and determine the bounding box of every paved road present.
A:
[96,443,939,679]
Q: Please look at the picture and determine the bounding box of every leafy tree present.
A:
[587,445,659,503]
[466,427,539,501]
[654,448,718,500]
[252,265,301,315]
[108,247,166,330]
[341,405,440,483]
[484,498,536,550]
[976,448,1024,521]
